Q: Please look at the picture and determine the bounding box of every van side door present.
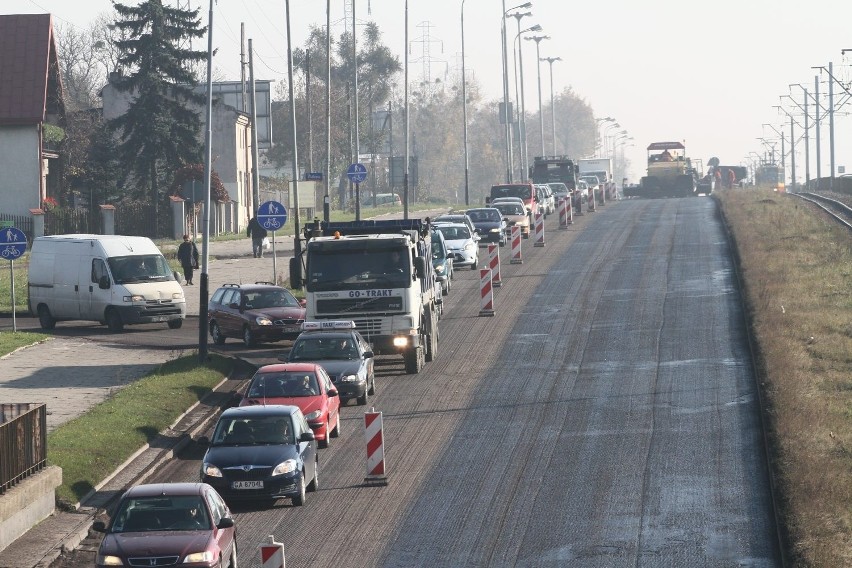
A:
[86,258,112,321]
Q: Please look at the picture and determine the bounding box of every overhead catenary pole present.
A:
[829,61,835,190]
[815,76,822,183]
[285,0,301,265]
[324,0,331,222]
[199,0,215,362]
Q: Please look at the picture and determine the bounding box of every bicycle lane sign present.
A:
[0,226,27,260]
[258,200,288,231]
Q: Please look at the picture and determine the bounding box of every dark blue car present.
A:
[200,405,318,506]
[465,207,507,246]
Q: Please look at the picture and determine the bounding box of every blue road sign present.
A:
[305,172,323,181]
[258,200,288,231]
[0,227,27,260]
[347,162,368,184]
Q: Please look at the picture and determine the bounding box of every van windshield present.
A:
[109,255,175,284]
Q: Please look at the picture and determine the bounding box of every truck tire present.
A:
[425,310,438,362]
[106,309,124,332]
[37,305,56,330]
[404,345,424,374]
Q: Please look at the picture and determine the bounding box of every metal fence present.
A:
[114,202,171,239]
[44,207,100,236]
[0,214,34,242]
[0,403,47,494]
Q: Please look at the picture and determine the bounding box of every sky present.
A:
[13,0,852,182]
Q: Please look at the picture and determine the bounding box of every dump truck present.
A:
[624,141,699,198]
[291,219,439,374]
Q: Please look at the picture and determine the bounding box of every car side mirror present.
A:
[413,256,427,278]
[92,521,107,533]
[363,351,374,359]
[98,275,110,290]
[216,517,235,529]
[328,388,339,397]
[299,298,307,307]
[300,430,316,442]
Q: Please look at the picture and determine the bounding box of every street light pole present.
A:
[515,22,540,182]
[352,0,361,220]
[500,2,532,183]
[525,34,549,158]
[199,0,215,362]
[461,0,470,205]
[404,0,410,219]
[541,56,560,155]
[285,0,301,263]
[324,0,331,222]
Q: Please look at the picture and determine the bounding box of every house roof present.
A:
[0,14,63,126]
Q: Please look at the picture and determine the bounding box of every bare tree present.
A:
[54,22,106,111]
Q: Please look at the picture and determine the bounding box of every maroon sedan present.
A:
[93,482,237,568]
[208,282,305,347]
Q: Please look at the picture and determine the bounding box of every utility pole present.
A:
[248,39,260,215]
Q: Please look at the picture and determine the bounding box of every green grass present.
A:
[47,354,234,506]
[0,331,50,356]
[0,260,29,314]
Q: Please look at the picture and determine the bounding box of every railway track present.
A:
[792,192,852,229]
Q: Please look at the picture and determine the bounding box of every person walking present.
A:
[247,216,268,258]
[176,234,199,285]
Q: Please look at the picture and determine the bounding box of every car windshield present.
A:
[494,203,524,215]
[468,210,501,222]
[111,495,211,533]
[289,336,359,361]
[490,185,530,201]
[436,226,471,241]
[108,255,175,284]
[242,288,299,309]
[246,372,321,397]
[211,416,295,446]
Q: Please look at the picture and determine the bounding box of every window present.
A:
[91,258,108,284]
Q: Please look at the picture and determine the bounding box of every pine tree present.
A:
[109,0,207,233]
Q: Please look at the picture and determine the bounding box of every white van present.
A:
[28,234,186,331]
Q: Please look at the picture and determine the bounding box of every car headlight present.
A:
[489,228,501,233]
[202,463,223,477]
[341,373,363,383]
[393,336,409,347]
[434,264,445,274]
[183,551,214,563]
[172,292,183,299]
[255,316,273,326]
[272,459,298,476]
[304,410,322,421]
[464,242,475,251]
[96,555,123,566]
[123,295,144,302]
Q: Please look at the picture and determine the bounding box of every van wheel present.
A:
[106,310,124,332]
[37,305,56,330]
[167,319,183,329]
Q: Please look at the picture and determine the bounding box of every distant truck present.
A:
[624,141,699,198]
[529,156,577,192]
[292,219,439,374]
[577,158,614,202]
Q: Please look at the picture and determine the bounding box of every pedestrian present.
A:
[176,234,199,285]
[727,168,736,189]
[714,168,722,190]
[247,216,268,258]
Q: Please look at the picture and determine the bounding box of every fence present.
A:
[114,202,171,239]
[0,214,34,242]
[44,207,100,236]
[0,404,47,494]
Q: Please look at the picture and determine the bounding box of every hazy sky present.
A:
[14,0,852,182]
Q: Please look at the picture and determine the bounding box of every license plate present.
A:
[283,325,300,332]
[151,316,167,322]
[232,480,263,490]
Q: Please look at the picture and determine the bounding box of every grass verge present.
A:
[0,261,30,314]
[717,189,852,566]
[0,331,50,357]
[47,354,234,506]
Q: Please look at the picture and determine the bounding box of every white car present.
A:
[432,222,479,270]
[535,184,555,216]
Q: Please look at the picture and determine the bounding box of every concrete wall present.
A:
[0,466,62,552]
[0,126,41,217]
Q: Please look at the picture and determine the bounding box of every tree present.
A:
[108,0,208,230]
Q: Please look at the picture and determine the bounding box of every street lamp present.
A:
[595,117,615,156]
[501,2,532,183]
[507,10,532,180]
[199,0,215,361]
[602,121,620,157]
[512,20,542,181]
[525,34,549,158]
[285,0,302,260]
[541,56,561,155]
[461,0,470,205]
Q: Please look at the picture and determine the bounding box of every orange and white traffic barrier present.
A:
[364,409,388,485]
[588,188,596,212]
[566,194,574,224]
[479,268,495,316]
[533,212,545,247]
[261,536,285,568]
[558,197,567,229]
[510,225,523,264]
[487,244,502,287]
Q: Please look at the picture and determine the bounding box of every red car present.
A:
[240,363,341,448]
[93,482,237,568]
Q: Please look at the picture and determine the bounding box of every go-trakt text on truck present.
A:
[291,219,440,374]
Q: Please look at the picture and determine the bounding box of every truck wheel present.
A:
[37,305,56,330]
[167,319,183,329]
[106,309,124,332]
[404,345,424,374]
[425,311,438,362]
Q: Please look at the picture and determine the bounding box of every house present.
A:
[0,14,65,221]
[100,77,262,234]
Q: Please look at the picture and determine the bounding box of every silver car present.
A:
[432,222,479,270]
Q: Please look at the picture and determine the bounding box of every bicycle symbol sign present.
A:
[0,227,27,260]
[258,200,288,231]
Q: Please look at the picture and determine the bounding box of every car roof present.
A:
[256,362,322,373]
[122,482,208,499]
[433,222,469,229]
[220,404,300,418]
[294,330,359,339]
[466,207,500,213]
[216,282,286,292]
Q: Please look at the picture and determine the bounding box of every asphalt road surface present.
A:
[53,198,782,567]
